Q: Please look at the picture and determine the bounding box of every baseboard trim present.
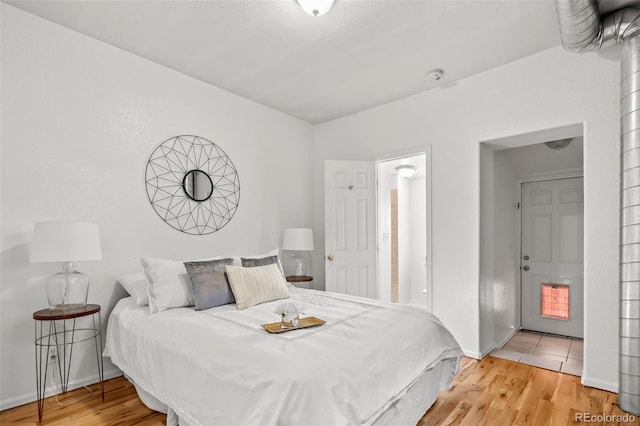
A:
[581,375,618,393]
[477,328,519,360]
[495,328,518,349]
[462,348,483,359]
[0,367,123,412]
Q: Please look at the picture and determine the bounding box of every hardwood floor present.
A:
[421,357,639,426]
[1,356,638,425]
[0,378,166,425]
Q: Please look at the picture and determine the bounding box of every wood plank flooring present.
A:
[421,357,639,426]
[1,356,638,425]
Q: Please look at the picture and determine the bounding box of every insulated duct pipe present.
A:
[555,0,640,415]
[620,36,640,417]
[618,37,640,415]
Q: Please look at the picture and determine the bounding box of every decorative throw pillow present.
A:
[117,272,149,306]
[241,254,279,269]
[139,257,198,314]
[225,263,290,310]
[237,249,284,274]
[183,258,235,311]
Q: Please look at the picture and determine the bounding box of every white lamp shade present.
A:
[297,0,335,16]
[282,228,314,251]
[30,222,102,262]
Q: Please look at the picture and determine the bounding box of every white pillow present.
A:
[138,257,197,314]
[226,263,290,310]
[117,272,149,306]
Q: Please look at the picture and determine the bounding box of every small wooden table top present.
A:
[285,275,313,283]
[33,304,101,321]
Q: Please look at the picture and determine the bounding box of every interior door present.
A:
[324,160,377,298]
[521,177,584,338]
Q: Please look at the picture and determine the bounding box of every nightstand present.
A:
[33,304,104,421]
[286,275,313,289]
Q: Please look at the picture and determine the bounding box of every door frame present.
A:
[375,146,433,311]
[516,168,584,332]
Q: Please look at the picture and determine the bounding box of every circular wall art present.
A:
[145,135,240,235]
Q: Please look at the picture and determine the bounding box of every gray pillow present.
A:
[241,255,281,272]
[184,258,235,311]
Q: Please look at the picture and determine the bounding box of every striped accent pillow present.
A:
[226,263,290,310]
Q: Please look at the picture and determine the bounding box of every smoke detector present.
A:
[426,69,444,81]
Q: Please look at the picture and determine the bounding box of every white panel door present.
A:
[521,177,584,338]
[324,160,377,298]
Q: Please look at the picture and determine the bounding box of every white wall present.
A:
[312,46,620,390]
[0,5,314,409]
[376,161,395,303]
[409,177,427,305]
[492,147,519,349]
[479,144,495,355]
[397,175,411,304]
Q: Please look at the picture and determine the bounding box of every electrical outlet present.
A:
[48,347,58,362]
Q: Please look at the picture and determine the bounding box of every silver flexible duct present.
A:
[555,0,602,51]
[554,0,640,415]
[556,2,640,51]
[620,36,640,416]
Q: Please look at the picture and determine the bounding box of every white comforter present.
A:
[104,288,462,426]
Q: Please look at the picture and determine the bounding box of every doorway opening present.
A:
[376,150,432,311]
[323,152,431,306]
[478,123,584,358]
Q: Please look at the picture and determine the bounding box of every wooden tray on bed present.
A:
[262,317,326,334]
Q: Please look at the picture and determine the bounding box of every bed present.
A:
[104,283,462,426]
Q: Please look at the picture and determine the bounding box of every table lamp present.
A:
[30,222,102,309]
[282,228,314,277]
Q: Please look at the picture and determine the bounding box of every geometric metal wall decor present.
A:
[145,135,240,235]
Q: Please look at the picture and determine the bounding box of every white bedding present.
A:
[104,288,462,426]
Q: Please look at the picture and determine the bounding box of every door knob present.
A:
[327,255,334,262]
[522,265,530,271]
[523,255,530,261]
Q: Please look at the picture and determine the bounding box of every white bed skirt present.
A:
[127,357,458,426]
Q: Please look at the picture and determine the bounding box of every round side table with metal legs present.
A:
[33,304,104,421]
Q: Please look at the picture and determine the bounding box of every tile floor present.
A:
[490,330,583,376]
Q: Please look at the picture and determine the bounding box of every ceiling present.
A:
[4,0,632,124]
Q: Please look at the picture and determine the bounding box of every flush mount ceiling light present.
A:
[395,164,416,178]
[544,138,573,150]
[297,0,335,16]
